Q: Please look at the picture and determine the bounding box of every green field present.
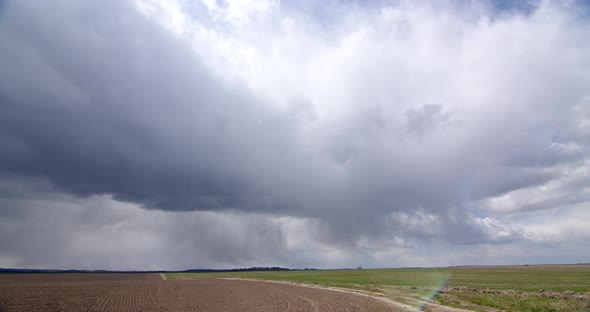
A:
[166,265,590,312]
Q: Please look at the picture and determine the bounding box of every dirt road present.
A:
[0,273,402,311]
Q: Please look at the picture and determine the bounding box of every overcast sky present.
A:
[0,0,589,270]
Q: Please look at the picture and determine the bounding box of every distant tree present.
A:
[356,266,362,270]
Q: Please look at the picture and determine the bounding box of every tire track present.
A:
[223,278,475,312]
[221,278,414,311]
[214,278,401,311]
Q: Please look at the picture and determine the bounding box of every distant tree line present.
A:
[0,266,319,274]
[224,266,291,272]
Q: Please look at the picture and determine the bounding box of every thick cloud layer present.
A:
[1,0,589,269]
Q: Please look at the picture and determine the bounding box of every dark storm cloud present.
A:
[0,0,477,226]
[1,0,590,270]
[0,195,289,270]
[0,0,316,214]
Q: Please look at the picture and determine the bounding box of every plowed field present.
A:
[0,273,399,311]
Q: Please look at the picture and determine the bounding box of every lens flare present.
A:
[418,273,451,311]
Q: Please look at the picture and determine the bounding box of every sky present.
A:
[0,0,589,270]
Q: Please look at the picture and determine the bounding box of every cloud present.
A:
[0,0,317,215]
[405,104,456,136]
[200,0,278,26]
[0,178,292,270]
[0,0,589,268]
[479,159,590,212]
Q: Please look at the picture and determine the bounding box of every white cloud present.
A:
[200,0,278,26]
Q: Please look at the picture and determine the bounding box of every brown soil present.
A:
[0,273,402,311]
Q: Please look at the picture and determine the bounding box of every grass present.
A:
[444,265,590,292]
[165,264,590,312]
[440,291,590,312]
[168,268,450,287]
